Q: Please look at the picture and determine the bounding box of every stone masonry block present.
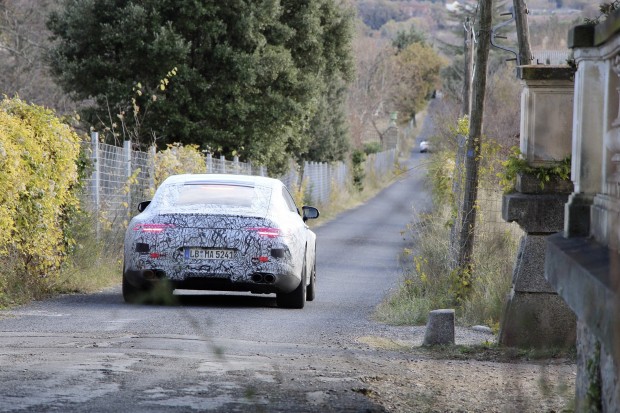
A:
[502,193,569,233]
[423,309,455,346]
[512,235,556,293]
[601,342,620,413]
[516,173,573,195]
[498,291,576,349]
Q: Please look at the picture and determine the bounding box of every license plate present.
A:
[185,248,236,260]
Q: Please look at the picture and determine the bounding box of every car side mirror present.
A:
[302,206,320,222]
[137,201,151,213]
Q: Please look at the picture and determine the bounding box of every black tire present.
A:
[122,273,144,304]
[306,263,316,302]
[123,274,176,305]
[276,265,306,309]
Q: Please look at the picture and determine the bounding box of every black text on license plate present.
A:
[186,248,236,260]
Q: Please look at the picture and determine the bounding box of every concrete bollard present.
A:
[423,309,455,346]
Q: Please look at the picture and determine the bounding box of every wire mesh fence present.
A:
[449,136,523,269]
[531,49,570,65]
[302,161,349,205]
[82,135,399,233]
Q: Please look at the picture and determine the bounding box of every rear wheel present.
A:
[122,273,144,304]
[306,263,316,302]
[276,265,306,309]
[123,272,176,305]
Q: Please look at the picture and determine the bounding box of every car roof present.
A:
[161,174,282,188]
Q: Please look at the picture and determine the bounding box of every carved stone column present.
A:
[564,53,605,237]
[499,66,577,349]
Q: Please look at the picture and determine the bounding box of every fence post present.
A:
[149,145,156,192]
[123,140,132,218]
[206,153,212,173]
[220,155,226,173]
[233,155,239,175]
[91,132,101,239]
[322,162,328,204]
[450,134,467,269]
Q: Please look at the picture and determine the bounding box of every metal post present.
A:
[123,140,132,218]
[148,145,156,194]
[233,155,239,175]
[462,18,473,117]
[206,153,212,173]
[220,155,226,174]
[90,132,101,239]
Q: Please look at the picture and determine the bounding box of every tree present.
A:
[356,0,407,30]
[346,30,395,147]
[281,0,354,163]
[457,0,493,279]
[390,42,445,123]
[392,26,426,52]
[47,0,354,174]
[0,0,70,109]
[306,77,350,162]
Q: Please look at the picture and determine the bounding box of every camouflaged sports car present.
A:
[123,174,319,308]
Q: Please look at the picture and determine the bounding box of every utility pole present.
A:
[513,0,532,65]
[461,18,474,117]
[457,0,493,273]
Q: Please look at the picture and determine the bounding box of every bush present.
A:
[363,141,383,155]
[0,97,81,302]
[351,149,366,191]
[155,143,206,186]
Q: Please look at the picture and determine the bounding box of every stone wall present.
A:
[545,10,620,412]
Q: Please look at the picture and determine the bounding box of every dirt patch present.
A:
[360,356,574,412]
[351,330,575,412]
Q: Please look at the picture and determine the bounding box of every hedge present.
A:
[0,97,81,278]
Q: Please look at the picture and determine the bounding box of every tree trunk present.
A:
[461,18,473,117]
[457,0,493,273]
[513,0,532,65]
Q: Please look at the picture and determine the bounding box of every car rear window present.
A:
[152,182,271,215]
[175,184,254,207]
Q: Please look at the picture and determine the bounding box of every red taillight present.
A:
[246,227,281,238]
[133,223,175,233]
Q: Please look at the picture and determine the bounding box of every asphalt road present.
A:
[0,151,432,413]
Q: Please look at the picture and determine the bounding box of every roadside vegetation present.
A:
[371,0,595,331]
[0,111,419,309]
[376,118,519,329]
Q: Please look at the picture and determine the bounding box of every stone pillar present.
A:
[564,53,606,237]
[498,66,577,349]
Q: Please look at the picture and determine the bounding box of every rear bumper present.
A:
[123,267,300,294]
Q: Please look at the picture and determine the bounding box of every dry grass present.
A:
[374,200,519,328]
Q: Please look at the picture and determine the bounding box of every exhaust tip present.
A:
[251,273,264,283]
[143,270,156,280]
[263,274,275,284]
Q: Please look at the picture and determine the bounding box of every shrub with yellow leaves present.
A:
[0,97,81,286]
[154,143,205,186]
